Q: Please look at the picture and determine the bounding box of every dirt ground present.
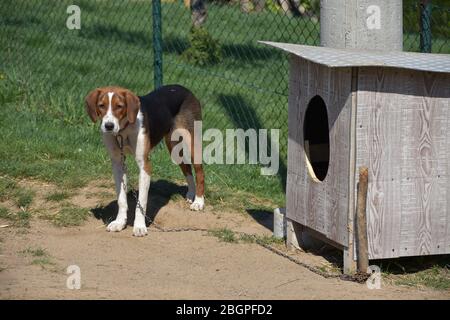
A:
[0,179,448,300]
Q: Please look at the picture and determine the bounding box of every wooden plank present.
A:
[286,58,352,247]
[357,68,450,259]
[356,67,402,259]
[399,70,448,257]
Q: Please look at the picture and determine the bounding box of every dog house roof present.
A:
[260,41,450,74]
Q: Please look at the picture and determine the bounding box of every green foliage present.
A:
[0,71,26,105]
[21,247,55,267]
[181,27,222,66]
[13,189,34,208]
[0,205,30,228]
[0,177,17,200]
[0,206,10,219]
[45,191,70,202]
[394,265,450,291]
[300,0,320,13]
[53,206,90,227]
[208,228,237,243]
[208,228,285,246]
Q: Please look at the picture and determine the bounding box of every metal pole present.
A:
[152,0,163,88]
[420,0,432,53]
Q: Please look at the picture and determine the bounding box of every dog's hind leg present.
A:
[165,135,195,203]
[190,163,205,211]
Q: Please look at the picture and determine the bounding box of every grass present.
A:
[0,206,10,219]
[0,204,31,228]
[379,256,450,291]
[13,188,34,208]
[52,206,90,227]
[208,227,285,246]
[0,177,34,208]
[393,266,450,291]
[208,228,238,243]
[21,247,55,267]
[0,177,33,227]
[45,191,70,202]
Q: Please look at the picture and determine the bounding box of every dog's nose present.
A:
[104,122,114,131]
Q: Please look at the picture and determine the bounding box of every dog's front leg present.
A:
[103,136,128,232]
[132,131,150,237]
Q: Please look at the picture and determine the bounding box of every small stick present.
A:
[356,166,369,273]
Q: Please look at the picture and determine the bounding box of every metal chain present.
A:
[114,134,365,283]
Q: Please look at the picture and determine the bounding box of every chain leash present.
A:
[114,134,366,283]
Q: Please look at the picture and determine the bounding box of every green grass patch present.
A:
[208,227,284,246]
[208,228,238,243]
[21,247,55,267]
[22,247,47,257]
[14,210,31,228]
[379,255,450,291]
[0,176,17,200]
[0,205,10,219]
[53,206,90,227]
[0,177,34,209]
[394,266,450,291]
[13,188,34,208]
[45,191,70,202]
[0,205,30,228]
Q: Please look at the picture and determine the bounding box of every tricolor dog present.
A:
[85,85,205,237]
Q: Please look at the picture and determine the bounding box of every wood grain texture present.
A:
[286,56,352,246]
[356,67,450,259]
[287,57,450,259]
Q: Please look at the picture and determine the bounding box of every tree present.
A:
[191,0,207,27]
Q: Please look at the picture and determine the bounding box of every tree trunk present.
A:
[241,0,253,13]
[253,0,265,12]
[191,0,207,27]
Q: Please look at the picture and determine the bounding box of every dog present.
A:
[85,85,205,237]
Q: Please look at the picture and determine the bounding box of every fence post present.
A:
[420,0,432,53]
[152,0,163,88]
[356,166,369,273]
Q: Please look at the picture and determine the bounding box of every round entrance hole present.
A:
[303,95,330,182]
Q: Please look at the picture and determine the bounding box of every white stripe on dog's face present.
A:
[100,92,120,134]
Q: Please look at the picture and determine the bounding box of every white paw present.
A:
[186,190,195,203]
[106,219,127,232]
[189,196,204,211]
[133,223,148,237]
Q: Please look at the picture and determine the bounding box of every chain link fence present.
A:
[404,0,450,53]
[0,0,448,188]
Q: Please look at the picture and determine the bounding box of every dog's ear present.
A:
[125,90,140,124]
[85,89,101,123]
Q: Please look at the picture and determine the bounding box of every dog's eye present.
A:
[117,104,125,109]
[98,104,105,108]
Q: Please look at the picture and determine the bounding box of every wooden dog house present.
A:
[262,42,450,270]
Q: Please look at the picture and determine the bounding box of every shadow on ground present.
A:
[246,209,273,231]
[91,179,186,227]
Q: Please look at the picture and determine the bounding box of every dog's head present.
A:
[84,87,140,134]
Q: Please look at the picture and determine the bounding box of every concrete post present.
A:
[320,0,403,51]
